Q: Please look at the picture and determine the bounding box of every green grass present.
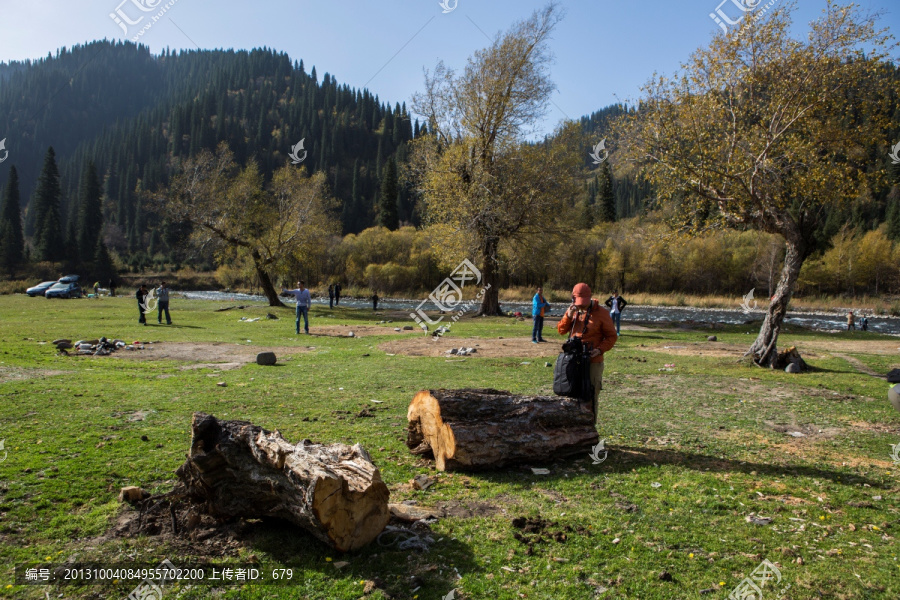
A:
[0,294,898,599]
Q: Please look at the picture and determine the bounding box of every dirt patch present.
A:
[510,516,590,554]
[0,366,69,384]
[830,353,889,378]
[110,342,310,366]
[794,339,900,356]
[642,342,748,358]
[763,421,843,440]
[310,325,420,338]
[378,336,561,358]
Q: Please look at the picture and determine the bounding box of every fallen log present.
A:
[407,389,598,471]
[175,412,390,551]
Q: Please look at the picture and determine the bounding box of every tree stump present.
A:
[406,389,598,471]
[175,413,390,551]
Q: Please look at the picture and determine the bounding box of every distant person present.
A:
[861,315,869,332]
[847,311,855,331]
[558,283,618,420]
[156,282,172,325]
[328,284,335,309]
[372,292,379,311]
[605,291,628,335]
[282,280,311,334]
[531,286,551,343]
[109,278,117,297]
[93,281,100,297]
[334,283,342,306]
[136,284,148,326]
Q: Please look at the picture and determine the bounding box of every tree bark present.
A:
[476,237,503,316]
[175,413,390,552]
[746,236,807,367]
[406,389,599,471]
[254,261,285,307]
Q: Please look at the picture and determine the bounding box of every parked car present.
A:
[26,281,57,297]
[45,280,83,299]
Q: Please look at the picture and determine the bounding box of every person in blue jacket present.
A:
[532,286,551,343]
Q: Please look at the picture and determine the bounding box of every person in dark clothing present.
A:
[109,278,117,297]
[604,291,628,335]
[334,283,342,305]
[136,284,148,325]
[328,284,335,309]
[372,293,379,311]
[861,315,869,331]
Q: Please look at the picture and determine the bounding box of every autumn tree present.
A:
[618,1,896,366]
[165,144,338,306]
[412,3,575,316]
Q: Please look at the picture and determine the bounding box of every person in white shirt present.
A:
[282,280,312,334]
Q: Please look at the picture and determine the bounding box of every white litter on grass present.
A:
[531,468,551,475]
[651,482,662,488]
[370,400,384,404]
[787,431,806,438]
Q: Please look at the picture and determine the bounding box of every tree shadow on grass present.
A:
[246,517,477,598]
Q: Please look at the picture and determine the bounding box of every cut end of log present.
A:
[407,389,598,472]
[177,412,390,552]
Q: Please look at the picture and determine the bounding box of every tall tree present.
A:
[412,3,569,315]
[93,236,116,283]
[378,157,399,230]
[31,147,65,261]
[618,1,896,366]
[165,144,338,306]
[598,162,616,222]
[0,166,25,275]
[76,161,103,259]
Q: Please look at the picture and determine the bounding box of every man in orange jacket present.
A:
[557,282,618,419]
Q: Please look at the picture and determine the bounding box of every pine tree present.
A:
[0,166,25,275]
[378,158,399,230]
[77,161,103,259]
[32,147,65,261]
[886,189,900,242]
[93,236,116,282]
[598,162,616,222]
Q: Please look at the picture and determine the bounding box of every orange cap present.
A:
[572,283,592,306]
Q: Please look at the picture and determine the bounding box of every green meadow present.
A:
[0,294,898,599]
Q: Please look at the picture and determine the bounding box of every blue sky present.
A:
[1,0,897,135]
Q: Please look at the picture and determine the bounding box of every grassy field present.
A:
[0,294,898,599]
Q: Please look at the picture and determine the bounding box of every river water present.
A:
[180,291,900,335]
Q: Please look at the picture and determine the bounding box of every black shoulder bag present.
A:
[553,303,595,403]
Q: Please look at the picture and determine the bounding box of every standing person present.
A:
[282,280,311,334]
[109,277,117,297]
[328,284,335,309]
[861,315,869,331]
[136,284,148,325]
[93,281,101,297]
[558,283,618,420]
[372,292,379,311]
[847,310,855,331]
[335,283,342,306]
[531,286,551,343]
[156,281,172,325]
[604,291,628,336]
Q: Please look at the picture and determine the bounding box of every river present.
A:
[179,291,900,335]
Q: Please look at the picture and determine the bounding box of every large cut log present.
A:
[407,389,599,471]
[175,412,390,551]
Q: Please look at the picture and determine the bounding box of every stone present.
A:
[707,335,717,342]
[256,352,277,366]
[348,332,355,338]
[785,363,801,374]
[889,383,900,413]
[403,326,414,331]
[217,381,228,387]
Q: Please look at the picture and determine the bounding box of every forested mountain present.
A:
[0,40,420,265]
